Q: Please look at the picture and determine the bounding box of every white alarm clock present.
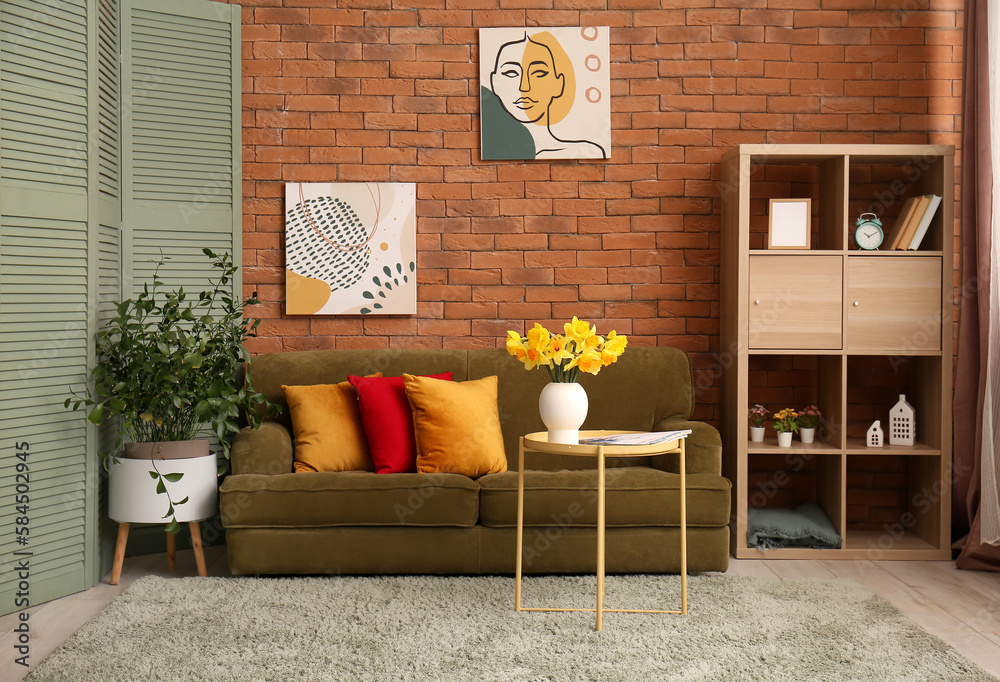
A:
[854,213,883,250]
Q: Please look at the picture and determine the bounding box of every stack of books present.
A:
[883,194,942,251]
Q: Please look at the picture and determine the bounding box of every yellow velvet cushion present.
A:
[402,374,508,477]
[282,378,378,473]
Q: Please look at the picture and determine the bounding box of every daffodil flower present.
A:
[525,322,550,351]
[505,318,627,382]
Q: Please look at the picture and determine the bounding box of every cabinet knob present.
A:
[755,299,760,305]
[853,301,859,306]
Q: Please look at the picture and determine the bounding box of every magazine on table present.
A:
[578,430,692,446]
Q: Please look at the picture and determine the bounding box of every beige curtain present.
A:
[953,0,1000,570]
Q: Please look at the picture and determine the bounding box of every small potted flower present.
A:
[799,405,821,444]
[748,404,768,442]
[772,408,799,448]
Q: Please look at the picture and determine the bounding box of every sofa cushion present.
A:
[282,380,376,473]
[404,374,507,478]
[349,372,452,474]
[477,467,731,528]
[220,471,480,528]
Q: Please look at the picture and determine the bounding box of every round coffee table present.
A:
[514,430,689,631]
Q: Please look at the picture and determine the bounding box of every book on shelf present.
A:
[894,194,930,251]
[578,430,692,446]
[905,194,942,251]
[884,196,921,250]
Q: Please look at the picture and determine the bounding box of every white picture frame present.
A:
[768,198,812,250]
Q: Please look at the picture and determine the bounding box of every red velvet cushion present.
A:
[348,373,453,474]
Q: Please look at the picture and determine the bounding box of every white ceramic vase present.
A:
[109,447,218,524]
[539,382,589,445]
[777,431,793,448]
[749,426,766,442]
[799,427,816,444]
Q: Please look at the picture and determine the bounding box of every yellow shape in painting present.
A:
[523,32,575,126]
[380,242,388,251]
[286,269,331,315]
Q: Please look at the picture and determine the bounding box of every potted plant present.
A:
[748,404,768,442]
[505,317,628,444]
[66,249,277,533]
[772,408,800,448]
[798,405,822,443]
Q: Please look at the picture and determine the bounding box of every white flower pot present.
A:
[109,447,218,524]
[776,431,793,448]
[749,426,765,442]
[539,382,589,445]
[799,427,816,444]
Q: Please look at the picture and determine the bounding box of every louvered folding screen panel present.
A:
[95,0,122,573]
[0,0,95,610]
[121,0,240,296]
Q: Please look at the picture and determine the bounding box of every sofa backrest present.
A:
[246,346,694,472]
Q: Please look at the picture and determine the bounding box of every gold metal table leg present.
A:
[680,439,687,614]
[515,437,525,612]
[596,445,606,631]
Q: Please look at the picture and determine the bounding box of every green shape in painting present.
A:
[480,86,535,161]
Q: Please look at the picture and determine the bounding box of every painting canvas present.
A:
[285,183,416,315]
[479,26,611,161]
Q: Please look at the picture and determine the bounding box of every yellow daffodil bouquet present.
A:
[506,317,628,383]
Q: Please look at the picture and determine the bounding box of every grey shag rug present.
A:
[26,574,996,681]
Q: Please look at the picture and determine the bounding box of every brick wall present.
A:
[232,0,964,429]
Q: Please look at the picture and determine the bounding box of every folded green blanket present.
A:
[747,502,843,550]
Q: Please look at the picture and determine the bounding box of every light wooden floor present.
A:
[2,551,999,681]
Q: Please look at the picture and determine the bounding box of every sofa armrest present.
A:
[650,418,722,476]
[231,421,294,475]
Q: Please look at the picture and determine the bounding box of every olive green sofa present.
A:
[220,347,731,575]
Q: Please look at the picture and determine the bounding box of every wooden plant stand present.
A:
[110,521,208,585]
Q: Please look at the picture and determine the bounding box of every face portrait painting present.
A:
[479,27,611,161]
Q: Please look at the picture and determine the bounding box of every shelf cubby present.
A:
[747,354,843,448]
[846,355,943,450]
[747,156,846,251]
[842,454,945,556]
[847,154,951,252]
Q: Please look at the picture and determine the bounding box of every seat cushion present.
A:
[477,467,731,528]
[220,471,479,528]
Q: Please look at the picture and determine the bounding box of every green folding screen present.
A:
[0,0,239,615]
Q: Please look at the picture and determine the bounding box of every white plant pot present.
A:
[749,426,766,442]
[799,427,816,444]
[776,431,793,448]
[539,382,589,445]
[109,449,218,524]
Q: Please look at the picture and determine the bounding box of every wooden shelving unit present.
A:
[720,144,955,560]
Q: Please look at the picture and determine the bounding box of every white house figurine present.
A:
[889,394,915,446]
[867,420,884,447]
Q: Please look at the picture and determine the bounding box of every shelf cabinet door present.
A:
[846,257,942,352]
[749,255,843,349]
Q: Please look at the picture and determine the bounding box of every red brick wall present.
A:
[231,0,964,426]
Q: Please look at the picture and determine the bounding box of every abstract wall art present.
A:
[479,26,610,161]
[285,182,416,315]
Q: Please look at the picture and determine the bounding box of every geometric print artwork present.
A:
[285,183,417,315]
